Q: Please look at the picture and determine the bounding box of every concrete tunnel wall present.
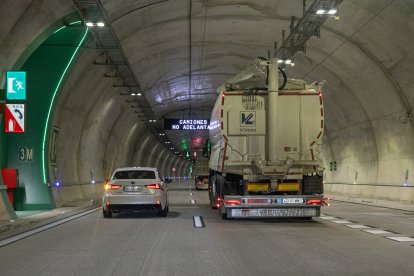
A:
[0,0,413,213]
[0,1,190,210]
[50,47,190,206]
[283,0,414,203]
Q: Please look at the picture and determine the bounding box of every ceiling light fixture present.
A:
[86,22,105,27]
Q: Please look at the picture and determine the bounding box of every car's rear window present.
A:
[113,170,156,180]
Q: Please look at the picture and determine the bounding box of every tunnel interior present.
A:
[0,0,413,212]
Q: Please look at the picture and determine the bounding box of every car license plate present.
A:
[124,186,142,192]
[282,198,304,204]
[231,208,316,217]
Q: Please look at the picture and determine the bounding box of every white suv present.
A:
[102,167,169,218]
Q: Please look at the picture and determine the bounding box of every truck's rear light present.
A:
[105,184,121,190]
[145,184,161,189]
[225,199,241,206]
[306,199,321,205]
[307,199,326,205]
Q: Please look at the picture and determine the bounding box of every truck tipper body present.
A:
[208,58,327,219]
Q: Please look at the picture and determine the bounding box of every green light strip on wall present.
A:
[42,27,89,184]
[53,21,83,34]
[69,21,82,26]
[53,26,66,34]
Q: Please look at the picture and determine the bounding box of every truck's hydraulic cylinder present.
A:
[267,58,279,163]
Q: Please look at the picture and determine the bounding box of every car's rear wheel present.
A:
[219,206,228,220]
[103,208,112,218]
[158,205,168,217]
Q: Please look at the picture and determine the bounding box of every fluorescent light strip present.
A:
[53,26,66,34]
[53,21,83,34]
[42,27,89,183]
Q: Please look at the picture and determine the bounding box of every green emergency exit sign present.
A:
[7,71,26,100]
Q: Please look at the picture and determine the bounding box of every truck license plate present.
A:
[231,208,316,217]
[282,198,304,204]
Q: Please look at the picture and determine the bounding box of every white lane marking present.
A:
[189,193,193,196]
[386,236,414,242]
[363,229,394,235]
[319,216,337,220]
[331,220,353,224]
[193,216,204,228]
[346,224,371,229]
[0,207,100,248]
[191,199,196,204]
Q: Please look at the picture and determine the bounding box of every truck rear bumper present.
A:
[219,195,326,219]
[225,206,320,218]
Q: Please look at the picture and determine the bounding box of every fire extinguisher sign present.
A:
[5,104,25,133]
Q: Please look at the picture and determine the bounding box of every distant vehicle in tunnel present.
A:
[102,167,169,218]
[195,157,209,190]
[195,175,209,190]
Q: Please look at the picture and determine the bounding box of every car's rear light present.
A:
[224,199,241,206]
[105,184,121,190]
[145,184,161,189]
[216,197,221,208]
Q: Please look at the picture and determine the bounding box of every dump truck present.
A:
[208,57,327,219]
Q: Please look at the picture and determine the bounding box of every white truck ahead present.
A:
[208,57,327,219]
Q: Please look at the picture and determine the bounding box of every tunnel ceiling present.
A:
[92,0,316,155]
[2,0,414,179]
[89,0,413,160]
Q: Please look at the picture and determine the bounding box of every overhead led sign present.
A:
[164,119,210,130]
[6,71,26,100]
